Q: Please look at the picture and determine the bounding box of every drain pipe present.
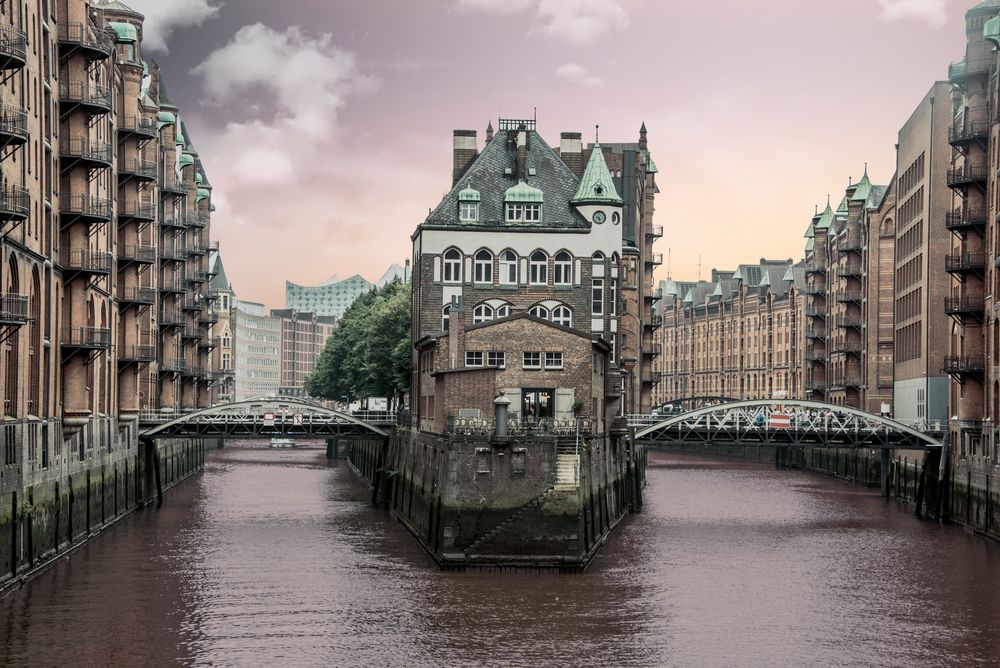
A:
[494,393,510,437]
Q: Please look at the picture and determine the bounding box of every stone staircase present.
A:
[554,452,580,491]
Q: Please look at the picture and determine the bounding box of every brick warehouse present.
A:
[0,0,225,586]
[365,118,655,569]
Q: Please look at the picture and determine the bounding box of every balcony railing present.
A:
[61,327,111,349]
[947,165,988,187]
[181,325,202,340]
[949,120,990,145]
[946,208,987,232]
[118,158,157,181]
[837,236,862,252]
[160,216,187,229]
[644,288,663,302]
[0,184,29,220]
[187,243,208,256]
[838,314,863,328]
[839,264,863,277]
[0,293,28,325]
[185,214,206,228]
[805,327,826,339]
[119,286,157,305]
[199,337,220,350]
[942,355,986,374]
[646,253,663,266]
[949,57,993,82]
[118,245,156,264]
[832,375,863,388]
[836,290,863,303]
[944,295,986,315]
[58,81,112,114]
[199,310,219,325]
[185,272,209,285]
[60,194,112,221]
[945,251,986,273]
[182,297,205,312]
[647,225,663,239]
[117,200,156,221]
[805,305,826,318]
[159,246,186,262]
[804,378,827,391]
[58,22,114,58]
[161,180,187,196]
[62,249,113,275]
[159,280,185,294]
[60,137,113,167]
[119,344,155,363]
[159,309,184,327]
[0,24,27,69]
[118,114,157,139]
[805,350,826,362]
[830,340,863,355]
[647,314,664,328]
[0,104,27,146]
[161,357,188,373]
[804,260,826,274]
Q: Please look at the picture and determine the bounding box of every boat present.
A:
[269,437,295,448]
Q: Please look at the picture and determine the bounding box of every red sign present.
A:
[769,413,791,429]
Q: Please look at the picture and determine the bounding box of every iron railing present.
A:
[942,355,986,374]
[0,184,29,219]
[945,296,985,314]
[59,81,112,111]
[0,104,27,143]
[0,24,27,67]
[945,251,986,272]
[61,327,111,349]
[0,293,28,324]
[58,22,114,56]
[947,165,988,186]
[62,249,113,274]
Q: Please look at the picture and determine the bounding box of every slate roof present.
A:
[424,130,589,231]
[95,0,143,18]
[209,253,230,292]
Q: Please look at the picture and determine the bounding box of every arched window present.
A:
[554,251,571,285]
[442,304,451,331]
[529,251,547,285]
[496,303,510,318]
[473,303,494,324]
[474,249,492,284]
[551,305,572,327]
[529,305,549,319]
[443,248,461,283]
[611,252,620,265]
[499,250,517,284]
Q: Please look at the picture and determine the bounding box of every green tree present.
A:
[306,279,411,404]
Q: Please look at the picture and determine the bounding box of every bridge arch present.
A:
[139,397,390,439]
[652,396,738,413]
[634,399,943,450]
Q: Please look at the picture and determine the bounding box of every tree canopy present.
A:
[305,278,411,402]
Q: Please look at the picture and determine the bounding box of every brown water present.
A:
[2,445,1000,667]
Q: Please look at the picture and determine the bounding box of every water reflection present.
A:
[1,446,999,667]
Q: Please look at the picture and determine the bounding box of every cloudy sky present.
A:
[128,0,974,306]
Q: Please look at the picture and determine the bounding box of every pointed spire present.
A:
[595,124,600,144]
[639,121,648,150]
[572,140,622,205]
[485,120,494,142]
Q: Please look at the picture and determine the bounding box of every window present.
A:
[443,248,461,283]
[500,250,517,284]
[554,251,571,285]
[496,303,510,318]
[610,278,617,316]
[473,303,494,324]
[466,351,484,367]
[474,249,492,283]
[523,351,541,369]
[530,251,548,285]
[529,305,549,319]
[592,278,604,315]
[506,203,542,222]
[488,351,506,367]
[610,333,617,363]
[551,305,572,327]
[442,304,451,331]
[545,352,564,369]
[459,201,478,222]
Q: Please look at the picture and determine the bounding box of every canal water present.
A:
[2,445,1000,667]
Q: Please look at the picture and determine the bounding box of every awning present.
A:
[196,188,211,202]
[156,110,176,130]
[179,153,195,168]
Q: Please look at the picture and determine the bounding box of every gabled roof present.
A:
[815,199,835,230]
[865,184,889,210]
[850,169,872,202]
[209,253,231,292]
[572,143,623,205]
[423,130,588,231]
[96,0,143,18]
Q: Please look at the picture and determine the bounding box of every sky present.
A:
[127,0,976,307]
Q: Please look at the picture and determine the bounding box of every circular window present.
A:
[611,212,620,225]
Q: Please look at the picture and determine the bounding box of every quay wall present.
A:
[345,428,644,570]
[0,418,206,591]
[649,442,1000,541]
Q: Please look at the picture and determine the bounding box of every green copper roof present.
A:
[850,169,872,201]
[156,110,175,129]
[782,266,795,282]
[196,188,211,202]
[647,155,659,174]
[504,180,543,203]
[457,184,480,202]
[108,21,138,42]
[816,200,834,230]
[572,144,623,205]
[179,153,195,168]
[986,16,1000,45]
[711,282,724,297]
[836,196,848,214]
[804,222,815,238]
[805,237,815,253]
[195,173,204,184]
[759,272,772,288]
[210,203,217,212]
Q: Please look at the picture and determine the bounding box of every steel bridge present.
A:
[138,398,393,440]
[629,399,943,450]
[652,396,738,414]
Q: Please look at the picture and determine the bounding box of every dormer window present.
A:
[458,184,480,222]
[504,181,543,223]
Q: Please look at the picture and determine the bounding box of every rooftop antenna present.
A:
[667,248,672,280]
[698,254,702,281]
[595,124,600,144]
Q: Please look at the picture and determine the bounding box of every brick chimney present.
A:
[453,130,478,185]
[515,126,528,181]
[447,295,465,369]
[560,131,583,176]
